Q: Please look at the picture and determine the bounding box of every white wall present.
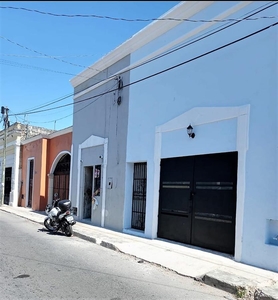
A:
[0,137,21,207]
[161,118,237,158]
[126,3,278,271]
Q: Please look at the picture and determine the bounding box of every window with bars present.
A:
[131,163,147,231]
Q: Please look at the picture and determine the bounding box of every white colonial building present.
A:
[0,123,53,207]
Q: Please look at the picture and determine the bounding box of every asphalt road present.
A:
[0,211,234,300]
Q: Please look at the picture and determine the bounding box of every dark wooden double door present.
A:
[157,152,238,254]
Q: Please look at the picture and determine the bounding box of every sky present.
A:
[0,1,180,131]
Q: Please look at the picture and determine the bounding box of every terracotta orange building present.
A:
[20,127,72,211]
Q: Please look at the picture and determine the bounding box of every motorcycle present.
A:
[44,198,76,237]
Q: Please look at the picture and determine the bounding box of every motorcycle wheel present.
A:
[64,224,73,237]
[44,217,57,232]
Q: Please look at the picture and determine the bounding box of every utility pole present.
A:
[1,106,9,206]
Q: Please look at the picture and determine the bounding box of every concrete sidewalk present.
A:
[1,205,277,300]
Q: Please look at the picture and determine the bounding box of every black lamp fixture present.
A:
[187,124,195,138]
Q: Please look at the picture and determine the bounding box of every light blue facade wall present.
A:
[127,2,278,271]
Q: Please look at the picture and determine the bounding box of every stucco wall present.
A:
[21,131,72,209]
[47,132,72,173]
[22,138,47,211]
[71,55,130,231]
[0,135,21,207]
[127,3,278,271]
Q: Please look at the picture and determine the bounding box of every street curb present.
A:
[73,231,98,244]
[1,208,277,300]
[73,232,119,252]
[72,230,191,278]
[100,240,119,251]
[202,271,278,300]
[203,272,254,298]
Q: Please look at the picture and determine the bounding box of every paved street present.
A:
[0,211,235,300]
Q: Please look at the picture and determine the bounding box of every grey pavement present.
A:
[1,204,277,300]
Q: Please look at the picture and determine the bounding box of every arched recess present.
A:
[48,151,71,204]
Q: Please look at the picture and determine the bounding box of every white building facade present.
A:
[0,126,21,207]
[70,1,278,272]
[0,123,54,207]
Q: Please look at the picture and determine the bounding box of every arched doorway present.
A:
[53,154,71,200]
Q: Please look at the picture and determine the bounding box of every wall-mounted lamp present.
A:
[187,125,195,138]
[118,77,123,90]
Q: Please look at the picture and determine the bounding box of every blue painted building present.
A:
[70,2,278,272]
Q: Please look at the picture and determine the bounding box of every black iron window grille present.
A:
[131,162,147,231]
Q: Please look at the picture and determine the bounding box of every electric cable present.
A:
[0,58,89,77]
[71,2,278,94]
[10,21,278,117]
[0,35,102,73]
[20,83,118,125]
[2,2,275,95]
[125,21,278,88]
[0,5,276,22]
[7,3,277,120]
[20,93,74,114]
[0,53,96,58]
[67,2,278,95]
[1,1,273,66]
[130,2,278,72]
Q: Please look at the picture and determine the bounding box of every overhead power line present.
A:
[0,35,102,73]
[134,2,278,72]
[66,2,278,96]
[0,58,84,77]
[125,21,278,87]
[10,21,278,117]
[7,2,276,120]
[19,83,118,126]
[0,6,277,22]
[21,93,74,114]
[0,53,96,58]
[1,3,275,86]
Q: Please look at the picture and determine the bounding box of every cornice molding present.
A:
[21,126,72,145]
[70,1,214,88]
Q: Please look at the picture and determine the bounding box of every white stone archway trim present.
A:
[151,105,250,262]
[76,134,108,227]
